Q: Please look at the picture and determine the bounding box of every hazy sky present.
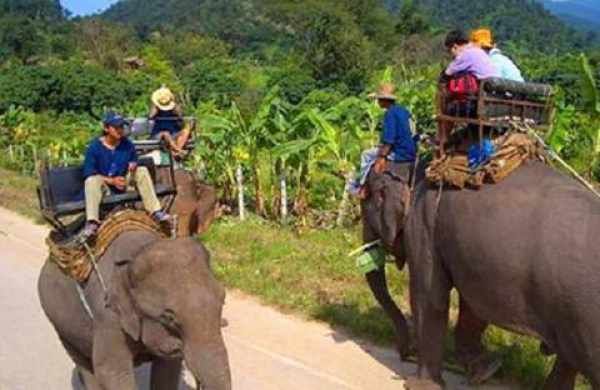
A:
[61,0,119,16]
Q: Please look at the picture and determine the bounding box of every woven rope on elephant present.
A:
[47,210,169,283]
[426,132,546,190]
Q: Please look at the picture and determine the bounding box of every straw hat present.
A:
[151,86,176,111]
[368,83,397,101]
[470,28,494,49]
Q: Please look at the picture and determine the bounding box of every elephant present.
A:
[404,160,600,389]
[38,232,231,390]
[156,168,218,238]
[361,161,500,383]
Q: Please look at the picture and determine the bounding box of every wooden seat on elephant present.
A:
[436,77,554,156]
[37,156,177,235]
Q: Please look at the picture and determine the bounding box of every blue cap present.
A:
[103,112,128,128]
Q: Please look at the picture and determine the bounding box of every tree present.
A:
[263,0,374,92]
[74,20,139,71]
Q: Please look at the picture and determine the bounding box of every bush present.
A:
[0,62,139,115]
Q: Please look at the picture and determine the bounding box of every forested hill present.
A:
[0,0,65,19]
[101,0,587,53]
[412,0,587,51]
[539,0,600,34]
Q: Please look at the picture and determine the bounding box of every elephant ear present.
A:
[110,259,141,341]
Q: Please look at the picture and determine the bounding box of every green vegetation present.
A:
[0,168,44,222]
[0,0,598,388]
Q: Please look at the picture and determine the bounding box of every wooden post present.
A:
[236,164,245,221]
[32,145,38,176]
[336,171,353,227]
[280,169,288,224]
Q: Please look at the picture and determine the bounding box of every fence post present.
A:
[32,145,38,176]
[236,164,245,221]
[336,170,354,227]
[280,171,288,224]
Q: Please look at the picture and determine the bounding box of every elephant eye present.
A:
[159,310,180,333]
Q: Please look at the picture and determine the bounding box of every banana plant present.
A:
[579,53,600,178]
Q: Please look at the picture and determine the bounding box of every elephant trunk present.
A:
[184,332,231,390]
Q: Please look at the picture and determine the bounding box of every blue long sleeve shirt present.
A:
[82,137,137,179]
[380,104,417,162]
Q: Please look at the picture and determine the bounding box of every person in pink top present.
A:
[444,29,500,80]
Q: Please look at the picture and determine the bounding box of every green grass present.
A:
[203,215,410,346]
[0,168,44,223]
[0,168,590,389]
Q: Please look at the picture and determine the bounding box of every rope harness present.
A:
[47,210,172,319]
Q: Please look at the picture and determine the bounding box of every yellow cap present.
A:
[470,28,493,49]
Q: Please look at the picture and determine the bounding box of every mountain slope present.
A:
[540,0,600,32]
[102,0,588,53]
[414,0,586,51]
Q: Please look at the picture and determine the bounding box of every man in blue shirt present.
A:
[351,83,417,198]
[81,113,172,239]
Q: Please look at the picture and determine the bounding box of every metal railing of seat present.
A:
[435,79,555,156]
[127,116,197,139]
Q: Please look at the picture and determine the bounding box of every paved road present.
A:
[0,207,511,390]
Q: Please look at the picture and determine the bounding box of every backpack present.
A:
[447,73,479,99]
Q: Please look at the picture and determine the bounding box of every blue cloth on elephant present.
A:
[468,138,495,169]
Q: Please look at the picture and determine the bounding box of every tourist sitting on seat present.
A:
[470,28,524,82]
[444,29,500,80]
[149,86,191,157]
[81,112,172,239]
[350,83,417,199]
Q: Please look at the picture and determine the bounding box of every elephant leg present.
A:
[93,330,136,390]
[405,294,449,390]
[365,268,411,359]
[407,251,451,388]
[455,297,501,384]
[77,365,102,390]
[150,358,183,390]
[418,297,449,385]
[543,357,577,390]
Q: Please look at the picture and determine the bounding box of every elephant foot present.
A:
[465,353,502,385]
[394,318,416,361]
[396,335,417,362]
[404,377,444,390]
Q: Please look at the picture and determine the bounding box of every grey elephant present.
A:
[156,168,219,238]
[361,161,500,382]
[38,233,231,390]
[404,161,600,389]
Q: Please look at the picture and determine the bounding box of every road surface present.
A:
[0,207,511,389]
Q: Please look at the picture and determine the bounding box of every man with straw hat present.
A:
[149,86,191,157]
[471,28,524,82]
[350,82,417,199]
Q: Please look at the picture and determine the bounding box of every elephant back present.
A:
[47,210,169,283]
